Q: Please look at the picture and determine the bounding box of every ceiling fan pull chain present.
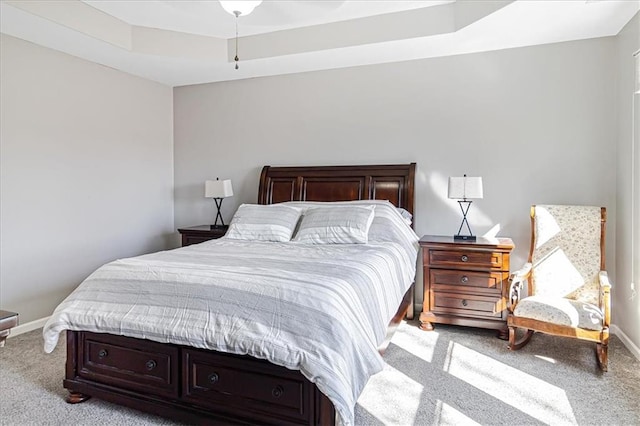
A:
[234,11,239,70]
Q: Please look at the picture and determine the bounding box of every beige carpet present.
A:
[1,321,638,425]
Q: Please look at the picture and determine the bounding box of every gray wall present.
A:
[615,13,640,352]
[0,35,175,324]
[174,36,618,309]
[2,25,636,352]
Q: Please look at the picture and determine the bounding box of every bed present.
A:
[43,163,418,425]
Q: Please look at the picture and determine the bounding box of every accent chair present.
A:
[507,205,611,371]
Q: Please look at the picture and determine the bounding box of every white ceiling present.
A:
[1,0,638,87]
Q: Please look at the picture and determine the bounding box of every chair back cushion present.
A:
[531,205,603,306]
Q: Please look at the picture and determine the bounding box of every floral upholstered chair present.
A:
[507,205,611,371]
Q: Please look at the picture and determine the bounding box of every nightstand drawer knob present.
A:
[146,360,157,370]
[461,255,469,262]
[461,276,469,283]
[98,349,108,359]
[461,299,468,307]
[208,373,219,384]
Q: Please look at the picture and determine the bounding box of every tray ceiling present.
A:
[1,0,638,87]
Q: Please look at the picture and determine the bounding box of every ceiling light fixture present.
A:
[219,1,262,70]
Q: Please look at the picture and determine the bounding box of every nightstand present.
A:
[177,225,228,247]
[419,235,514,339]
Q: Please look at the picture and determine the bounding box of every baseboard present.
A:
[611,324,640,361]
[8,315,50,338]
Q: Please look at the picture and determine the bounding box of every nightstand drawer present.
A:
[428,249,503,269]
[183,235,217,246]
[432,292,503,319]
[430,270,504,293]
[178,225,228,247]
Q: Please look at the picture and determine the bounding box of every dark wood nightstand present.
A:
[419,235,514,339]
[177,225,228,247]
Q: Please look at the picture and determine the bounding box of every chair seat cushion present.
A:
[513,296,603,331]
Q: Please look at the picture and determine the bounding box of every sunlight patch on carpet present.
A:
[391,321,439,363]
[434,400,482,426]
[534,354,557,363]
[443,342,577,425]
[357,364,423,425]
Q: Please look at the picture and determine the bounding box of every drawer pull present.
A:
[272,385,284,399]
[98,349,108,359]
[461,255,469,262]
[460,276,469,284]
[145,360,157,371]
[208,373,219,384]
[461,299,468,307]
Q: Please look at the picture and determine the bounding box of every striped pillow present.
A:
[293,205,375,244]
[226,204,302,242]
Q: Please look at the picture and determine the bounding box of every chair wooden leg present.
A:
[596,343,608,372]
[508,326,516,349]
[508,327,534,350]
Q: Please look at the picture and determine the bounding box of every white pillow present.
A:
[225,204,302,242]
[292,205,375,244]
[367,202,419,246]
[281,199,418,243]
[396,207,413,226]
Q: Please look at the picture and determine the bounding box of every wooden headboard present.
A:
[258,163,416,216]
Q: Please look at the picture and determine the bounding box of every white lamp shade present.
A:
[205,179,234,198]
[219,0,262,16]
[448,176,483,199]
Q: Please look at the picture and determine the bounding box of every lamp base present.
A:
[454,201,476,242]
[213,197,225,227]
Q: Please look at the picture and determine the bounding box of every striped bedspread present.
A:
[43,201,418,425]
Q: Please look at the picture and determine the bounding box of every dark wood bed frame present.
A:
[64,163,417,425]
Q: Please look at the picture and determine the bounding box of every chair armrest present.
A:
[599,271,612,289]
[508,263,532,312]
[599,271,611,327]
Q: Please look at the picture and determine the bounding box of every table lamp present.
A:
[205,178,234,227]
